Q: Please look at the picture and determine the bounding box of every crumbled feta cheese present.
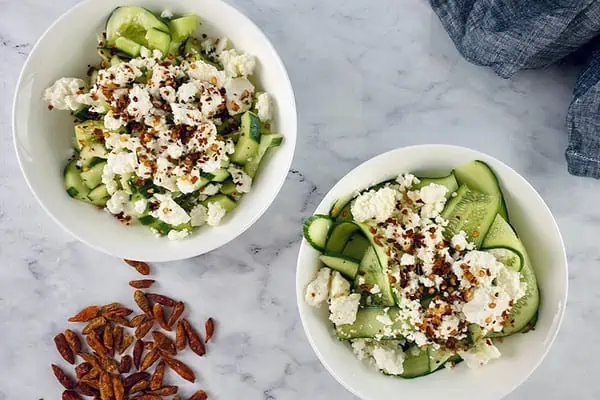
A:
[329,293,360,325]
[150,194,191,226]
[171,103,205,126]
[159,86,177,104]
[160,9,174,19]
[43,77,89,111]
[400,253,415,266]
[176,175,202,194]
[255,92,273,122]
[351,186,397,223]
[198,83,225,117]
[370,284,381,294]
[177,81,201,103]
[206,202,227,226]
[127,85,153,121]
[168,229,190,241]
[372,346,405,375]
[183,60,226,86]
[305,267,332,307]
[98,62,141,86]
[106,151,137,175]
[330,271,350,299]
[106,191,130,215]
[396,173,420,192]
[104,112,126,131]
[167,143,184,159]
[451,230,474,251]
[102,167,119,195]
[418,183,448,219]
[200,183,221,196]
[458,341,501,368]
[228,165,253,193]
[351,339,370,361]
[190,204,208,227]
[219,49,256,77]
[133,199,147,215]
[224,77,255,115]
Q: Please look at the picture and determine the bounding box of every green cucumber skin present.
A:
[303,215,333,252]
[324,222,360,254]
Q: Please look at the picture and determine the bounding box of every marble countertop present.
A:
[1,0,599,399]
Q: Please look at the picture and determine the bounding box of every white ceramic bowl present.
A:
[13,0,296,261]
[296,145,567,400]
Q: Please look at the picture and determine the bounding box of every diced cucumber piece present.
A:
[105,6,170,45]
[98,48,112,64]
[319,255,359,279]
[217,114,242,136]
[88,184,110,206]
[182,37,222,68]
[243,133,283,178]
[80,142,108,167]
[80,161,107,189]
[168,40,183,56]
[303,215,333,252]
[74,120,106,150]
[401,347,431,379]
[329,193,354,219]
[482,215,540,336]
[354,245,395,306]
[145,27,171,55]
[342,233,370,261]
[441,185,500,247]
[219,180,237,196]
[114,36,141,57]
[110,54,124,66]
[230,112,261,165]
[120,173,133,194]
[202,194,237,213]
[325,221,360,254]
[336,308,406,339]
[413,173,459,199]
[169,15,199,41]
[128,177,160,198]
[485,246,523,272]
[64,160,90,201]
[211,168,230,182]
[72,106,92,121]
[453,160,508,221]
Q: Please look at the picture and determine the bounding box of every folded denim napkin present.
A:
[430,0,600,178]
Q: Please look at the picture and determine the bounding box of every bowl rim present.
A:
[295,144,568,400]
[12,0,297,261]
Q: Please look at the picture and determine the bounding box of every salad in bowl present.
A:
[43,5,282,240]
[302,159,540,378]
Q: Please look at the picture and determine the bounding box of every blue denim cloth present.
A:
[430,0,600,178]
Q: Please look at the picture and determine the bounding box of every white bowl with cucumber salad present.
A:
[13,0,296,261]
[296,145,567,400]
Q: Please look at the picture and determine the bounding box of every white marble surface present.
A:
[1,0,599,399]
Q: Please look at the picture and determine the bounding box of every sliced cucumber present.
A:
[401,346,431,379]
[336,307,404,339]
[319,254,359,279]
[441,185,500,247]
[428,347,457,372]
[329,193,354,219]
[485,246,523,272]
[80,161,107,189]
[453,160,508,221]
[336,202,353,222]
[80,142,108,167]
[169,15,199,42]
[114,36,141,57]
[64,160,90,201]
[342,233,370,261]
[145,28,171,55]
[230,112,262,165]
[219,180,237,196]
[202,194,237,213]
[303,215,334,252]
[89,68,99,86]
[74,120,106,150]
[105,6,169,45]
[168,40,184,57]
[110,55,124,66]
[483,215,540,337]
[243,133,283,178]
[88,184,110,206]
[355,223,395,306]
[354,245,395,306]
[414,173,459,199]
[325,222,360,254]
[120,173,133,194]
